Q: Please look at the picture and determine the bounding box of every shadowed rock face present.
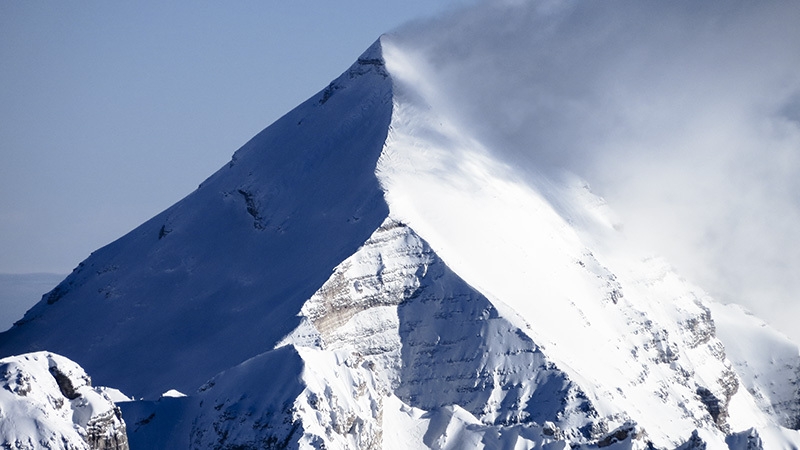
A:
[726,428,764,450]
[287,219,599,437]
[86,410,129,450]
[117,215,765,449]
[188,345,307,450]
[49,364,88,400]
[143,219,599,449]
[676,430,708,450]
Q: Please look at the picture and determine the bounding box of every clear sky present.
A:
[0,1,473,274]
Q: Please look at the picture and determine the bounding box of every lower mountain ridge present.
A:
[0,352,129,450]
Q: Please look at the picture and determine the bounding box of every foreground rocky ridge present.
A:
[0,352,128,450]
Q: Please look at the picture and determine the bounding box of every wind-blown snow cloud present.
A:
[390,0,800,341]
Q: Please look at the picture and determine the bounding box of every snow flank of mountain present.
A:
[2,10,800,450]
[0,40,393,399]
[383,0,800,348]
[709,302,800,433]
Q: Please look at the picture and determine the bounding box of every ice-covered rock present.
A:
[0,352,128,450]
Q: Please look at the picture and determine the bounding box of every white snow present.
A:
[375,36,800,447]
[2,14,800,449]
[0,352,128,450]
[160,389,186,398]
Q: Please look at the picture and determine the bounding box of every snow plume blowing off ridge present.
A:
[387,0,800,343]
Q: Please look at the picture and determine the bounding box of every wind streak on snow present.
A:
[387,0,800,346]
[376,35,788,447]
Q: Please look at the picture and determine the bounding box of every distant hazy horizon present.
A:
[0,273,65,332]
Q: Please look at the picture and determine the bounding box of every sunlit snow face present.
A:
[388,0,800,341]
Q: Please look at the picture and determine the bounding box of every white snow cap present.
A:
[3,2,800,449]
[0,351,128,450]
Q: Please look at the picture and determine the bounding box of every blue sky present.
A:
[0,1,473,274]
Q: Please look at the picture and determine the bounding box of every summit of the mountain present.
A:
[2,34,800,449]
[0,40,393,399]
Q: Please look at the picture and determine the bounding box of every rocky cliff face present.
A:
[282,219,599,443]
[120,216,792,449]
[0,352,129,450]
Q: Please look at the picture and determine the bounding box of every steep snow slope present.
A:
[125,220,600,449]
[122,213,800,448]
[375,37,800,447]
[283,220,594,431]
[0,42,393,398]
[0,352,129,450]
[709,302,800,431]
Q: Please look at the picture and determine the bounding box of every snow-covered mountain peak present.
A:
[374,37,800,447]
[3,34,800,449]
[0,39,394,399]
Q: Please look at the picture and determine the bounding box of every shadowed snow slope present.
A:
[3,34,800,450]
[0,41,392,398]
